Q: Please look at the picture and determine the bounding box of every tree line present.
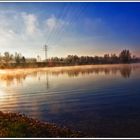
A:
[0,52,26,64]
[48,49,139,66]
[0,49,139,68]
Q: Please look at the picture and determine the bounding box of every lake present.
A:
[0,63,140,137]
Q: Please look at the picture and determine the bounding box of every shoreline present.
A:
[0,111,83,138]
[0,62,139,71]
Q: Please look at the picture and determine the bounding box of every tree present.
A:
[15,52,21,64]
[110,54,118,63]
[21,56,26,63]
[104,54,110,63]
[119,49,131,63]
[4,52,12,63]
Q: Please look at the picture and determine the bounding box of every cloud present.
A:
[43,15,70,46]
[45,15,68,31]
[0,11,42,55]
[0,10,70,58]
[45,15,57,31]
[22,13,39,36]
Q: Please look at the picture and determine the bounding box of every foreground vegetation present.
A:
[0,49,140,69]
[0,111,82,138]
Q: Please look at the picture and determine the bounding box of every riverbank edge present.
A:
[0,62,139,71]
[0,111,83,138]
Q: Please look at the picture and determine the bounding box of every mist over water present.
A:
[0,63,140,137]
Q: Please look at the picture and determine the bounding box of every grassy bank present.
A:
[0,111,83,138]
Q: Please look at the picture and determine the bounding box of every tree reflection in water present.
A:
[0,64,139,86]
[120,66,132,78]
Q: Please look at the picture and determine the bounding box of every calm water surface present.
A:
[0,64,140,137]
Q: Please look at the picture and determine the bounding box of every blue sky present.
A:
[0,2,140,59]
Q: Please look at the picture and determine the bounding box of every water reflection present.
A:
[0,64,139,86]
[120,66,132,78]
[45,72,50,90]
[0,64,140,137]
